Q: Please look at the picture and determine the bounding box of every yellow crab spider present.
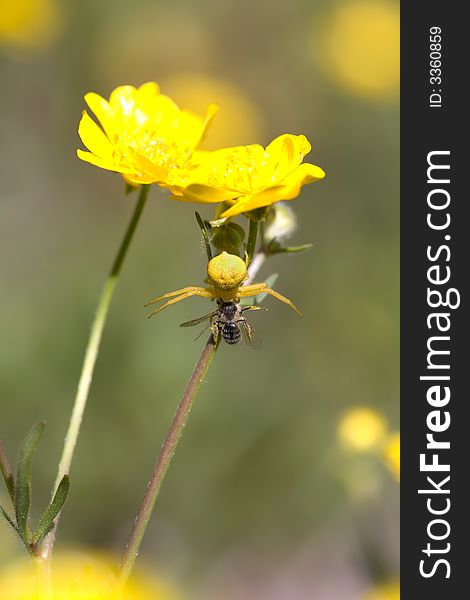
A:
[145,251,302,318]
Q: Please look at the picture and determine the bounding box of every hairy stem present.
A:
[118,337,217,584]
[42,184,150,558]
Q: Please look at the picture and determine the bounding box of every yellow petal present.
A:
[109,85,138,116]
[266,134,312,170]
[282,162,326,188]
[220,162,325,217]
[84,92,117,140]
[198,103,220,145]
[77,149,122,172]
[133,153,168,182]
[219,195,254,218]
[78,111,114,158]
[171,183,236,204]
[137,81,160,101]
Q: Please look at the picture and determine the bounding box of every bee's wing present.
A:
[179,310,218,328]
[193,323,212,342]
[239,320,262,350]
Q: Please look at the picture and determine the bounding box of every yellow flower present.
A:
[77,82,218,185]
[337,407,388,453]
[0,0,62,52]
[170,134,325,218]
[364,580,400,600]
[0,551,182,600]
[383,431,400,480]
[313,0,399,102]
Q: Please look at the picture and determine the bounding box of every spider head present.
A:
[207,251,247,291]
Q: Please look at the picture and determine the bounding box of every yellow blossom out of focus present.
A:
[0,551,182,600]
[0,0,62,51]
[364,580,400,600]
[77,82,218,185]
[338,407,388,453]
[383,431,400,480]
[163,74,265,149]
[170,134,325,218]
[314,0,399,102]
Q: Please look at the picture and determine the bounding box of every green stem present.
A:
[246,219,258,264]
[118,337,217,585]
[117,245,268,585]
[42,184,150,558]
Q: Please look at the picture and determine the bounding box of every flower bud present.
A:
[211,222,245,255]
[264,202,297,243]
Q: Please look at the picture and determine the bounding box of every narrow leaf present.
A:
[15,422,45,543]
[0,438,15,502]
[270,243,313,255]
[195,212,213,261]
[32,475,70,546]
[1,504,17,533]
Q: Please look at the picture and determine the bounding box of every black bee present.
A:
[179,300,263,347]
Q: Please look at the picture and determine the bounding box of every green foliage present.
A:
[267,240,313,255]
[0,424,70,555]
[212,221,246,256]
[14,422,45,543]
[195,211,213,261]
[32,475,70,547]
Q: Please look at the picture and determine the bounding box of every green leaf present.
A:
[212,222,245,255]
[1,504,17,533]
[268,241,313,255]
[14,422,45,544]
[195,212,213,261]
[32,475,70,547]
[0,439,15,502]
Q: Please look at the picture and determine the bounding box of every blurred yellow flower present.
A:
[0,0,62,51]
[170,134,325,218]
[364,580,400,600]
[338,407,388,453]
[77,82,218,185]
[163,74,264,149]
[383,431,400,480]
[314,0,399,102]
[0,551,182,600]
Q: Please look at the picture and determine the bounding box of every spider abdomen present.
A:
[222,322,241,344]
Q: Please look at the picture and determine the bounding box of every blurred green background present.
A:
[0,0,399,598]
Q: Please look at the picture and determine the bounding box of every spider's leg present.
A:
[238,283,265,296]
[147,289,213,318]
[241,305,268,313]
[145,286,211,307]
[239,284,302,317]
[261,288,302,317]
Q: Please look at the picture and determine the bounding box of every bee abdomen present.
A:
[222,322,241,344]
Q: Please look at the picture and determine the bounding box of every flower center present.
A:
[113,129,193,176]
[205,147,279,194]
